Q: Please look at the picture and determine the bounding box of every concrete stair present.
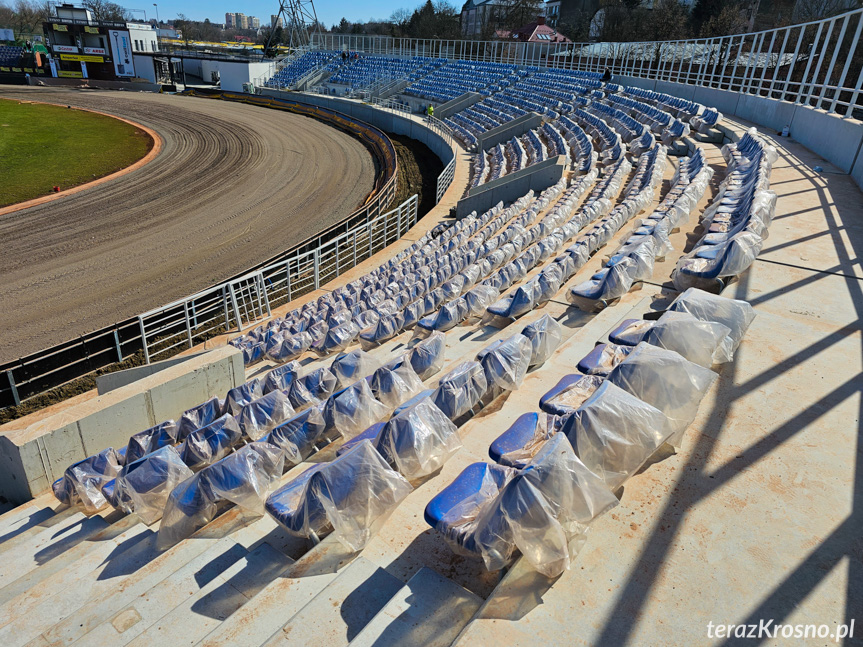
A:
[348,567,482,647]
[261,556,403,647]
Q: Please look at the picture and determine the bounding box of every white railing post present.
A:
[139,315,150,364]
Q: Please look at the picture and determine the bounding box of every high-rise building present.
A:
[250,16,260,28]
[271,15,284,28]
[225,12,235,28]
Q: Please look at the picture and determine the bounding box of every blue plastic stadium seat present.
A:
[576,343,635,376]
[407,331,446,380]
[125,420,179,465]
[261,405,327,466]
[176,396,225,441]
[178,413,243,471]
[431,361,488,421]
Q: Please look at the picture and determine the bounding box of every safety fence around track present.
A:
[0,91,407,411]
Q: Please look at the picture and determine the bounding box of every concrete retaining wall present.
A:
[435,92,483,120]
[260,89,456,172]
[456,155,567,218]
[616,74,863,189]
[96,351,208,394]
[0,346,243,504]
[477,112,543,152]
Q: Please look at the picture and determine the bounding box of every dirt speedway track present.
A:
[0,87,377,364]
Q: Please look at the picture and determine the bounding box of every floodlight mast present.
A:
[264,0,322,59]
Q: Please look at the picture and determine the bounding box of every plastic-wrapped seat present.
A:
[417,299,469,333]
[159,442,286,549]
[577,343,635,375]
[52,447,123,513]
[314,321,360,355]
[277,332,313,362]
[538,373,605,416]
[668,287,755,356]
[369,361,425,410]
[427,433,617,577]
[521,314,563,367]
[431,361,489,421]
[262,405,327,466]
[672,231,764,292]
[559,380,674,489]
[263,362,300,394]
[358,314,404,350]
[225,379,264,416]
[330,349,379,389]
[177,396,225,441]
[407,331,446,380]
[374,397,461,479]
[112,446,194,524]
[476,334,532,393]
[288,367,338,410]
[488,411,560,467]
[486,281,541,320]
[178,414,243,471]
[236,390,296,441]
[125,420,179,465]
[464,285,499,319]
[613,310,732,367]
[265,440,413,549]
[322,379,389,439]
[607,342,718,446]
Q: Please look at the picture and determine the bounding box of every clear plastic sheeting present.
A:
[265,440,413,550]
[264,406,327,466]
[114,446,193,524]
[496,412,561,467]
[521,314,563,367]
[53,448,122,513]
[495,433,619,577]
[179,414,243,471]
[236,390,296,441]
[643,311,732,367]
[159,442,286,549]
[607,342,718,447]
[370,361,425,410]
[432,361,489,421]
[125,420,179,465]
[544,374,605,417]
[668,287,756,356]
[330,350,379,389]
[477,334,532,392]
[376,398,461,479]
[464,285,500,319]
[359,315,403,350]
[326,379,389,439]
[408,331,446,380]
[263,362,300,394]
[278,332,313,362]
[314,321,360,355]
[177,396,225,441]
[560,380,675,489]
[288,367,338,410]
[225,379,264,416]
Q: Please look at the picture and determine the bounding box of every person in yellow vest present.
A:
[426,103,434,121]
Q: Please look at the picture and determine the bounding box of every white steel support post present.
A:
[228,284,244,333]
[818,14,849,108]
[139,315,151,364]
[183,301,193,349]
[6,370,20,407]
[831,14,862,113]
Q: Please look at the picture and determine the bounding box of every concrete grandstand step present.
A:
[0,505,81,555]
[262,556,403,647]
[0,518,158,647]
[0,493,59,531]
[122,542,294,647]
[197,536,360,647]
[347,567,482,647]
[33,507,258,647]
[68,537,250,646]
[0,512,144,605]
[0,502,66,550]
[0,509,116,587]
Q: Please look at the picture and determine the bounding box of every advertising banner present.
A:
[83,47,107,55]
[60,54,104,63]
[53,24,68,31]
[53,44,78,53]
[84,26,100,34]
[108,30,135,77]
[58,70,83,78]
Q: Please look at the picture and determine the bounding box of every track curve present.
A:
[0,87,377,363]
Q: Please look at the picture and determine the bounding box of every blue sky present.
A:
[157,0,417,29]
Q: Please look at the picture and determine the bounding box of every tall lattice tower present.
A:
[265,0,322,55]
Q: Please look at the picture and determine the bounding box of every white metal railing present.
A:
[138,194,418,362]
[437,156,456,203]
[312,9,863,117]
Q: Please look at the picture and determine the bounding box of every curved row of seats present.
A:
[264,51,340,89]
[403,60,520,103]
[425,288,755,576]
[328,55,440,94]
[673,128,777,292]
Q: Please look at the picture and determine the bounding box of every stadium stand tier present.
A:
[1,40,860,647]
